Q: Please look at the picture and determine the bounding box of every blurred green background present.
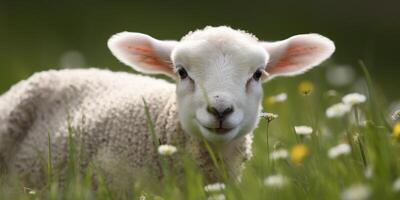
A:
[0,0,399,100]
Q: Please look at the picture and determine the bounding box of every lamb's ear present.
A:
[108,32,178,78]
[261,34,335,79]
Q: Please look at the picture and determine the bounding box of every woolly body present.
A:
[0,69,250,185]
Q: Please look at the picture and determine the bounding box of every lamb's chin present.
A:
[197,123,240,143]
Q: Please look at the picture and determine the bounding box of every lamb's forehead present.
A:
[180,26,259,43]
[173,26,266,69]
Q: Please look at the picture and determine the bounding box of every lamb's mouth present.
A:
[203,127,234,135]
[195,119,238,136]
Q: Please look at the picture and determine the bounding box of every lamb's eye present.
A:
[252,69,263,81]
[177,67,188,79]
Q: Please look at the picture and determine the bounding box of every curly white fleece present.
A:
[0,68,251,186]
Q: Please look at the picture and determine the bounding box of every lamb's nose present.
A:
[207,105,234,120]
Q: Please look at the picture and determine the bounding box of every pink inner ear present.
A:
[267,43,319,74]
[125,43,172,74]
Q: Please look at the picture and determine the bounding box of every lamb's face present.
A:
[108,26,335,143]
[172,38,268,142]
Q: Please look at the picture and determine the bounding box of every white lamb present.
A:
[0,26,335,186]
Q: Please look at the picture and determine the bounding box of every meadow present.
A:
[1,60,399,200]
[2,0,400,198]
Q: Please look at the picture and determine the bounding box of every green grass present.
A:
[1,63,400,200]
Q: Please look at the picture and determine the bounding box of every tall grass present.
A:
[1,63,400,200]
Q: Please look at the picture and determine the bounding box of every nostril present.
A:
[207,106,215,115]
[207,105,234,120]
[207,106,220,117]
[222,106,234,116]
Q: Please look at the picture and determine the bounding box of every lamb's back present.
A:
[0,68,177,184]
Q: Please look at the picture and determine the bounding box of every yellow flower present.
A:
[154,196,164,200]
[290,144,308,164]
[298,80,314,96]
[393,122,400,140]
[264,96,276,106]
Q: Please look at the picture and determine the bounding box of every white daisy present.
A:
[267,93,288,104]
[393,177,400,192]
[207,194,226,200]
[294,126,313,136]
[392,110,400,121]
[326,90,338,97]
[204,183,225,193]
[273,93,288,102]
[139,195,146,200]
[342,93,367,106]
[328,143,351,159]
[259,112,279,122]
[364,166,373,179]
[270,149,289,160]
[326,103,352,118]
[326,65,355,87]
[157,144,177,156]
[341,184,370,200]
[264,174,288,188]
[24,187,36,195]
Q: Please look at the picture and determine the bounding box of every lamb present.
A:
[0,26,335,186]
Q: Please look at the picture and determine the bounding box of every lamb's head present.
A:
[108,26,335,143]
